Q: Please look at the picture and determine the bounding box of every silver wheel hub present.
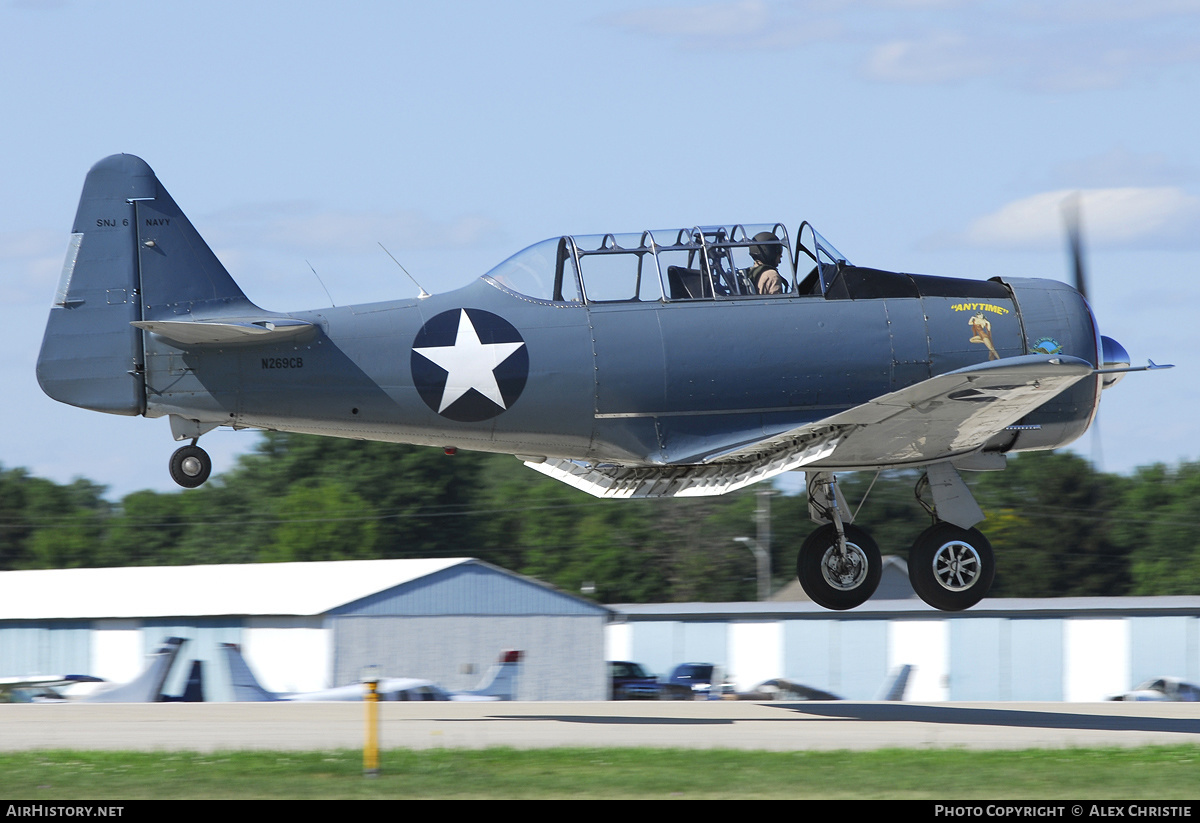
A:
[932,540,981,591]
[181,456,203,477]
[821,543,868,591]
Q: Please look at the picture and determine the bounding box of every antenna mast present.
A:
[379,243,431,299]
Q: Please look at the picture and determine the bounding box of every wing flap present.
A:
[526,432,841,498]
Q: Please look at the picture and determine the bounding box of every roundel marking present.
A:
[411,308,529,422]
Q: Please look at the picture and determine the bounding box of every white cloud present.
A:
[962,187,1200,250]
[0,229,57,258]
[1052,149,1197,189]
[260,211,500,253]
[863,28,1200,91]
[0,229,71,304]
[1016,0,1200,25]
[605,0,1200,90]
[864,31,992,84]
[608,0,771,38]
[601,0,837,49]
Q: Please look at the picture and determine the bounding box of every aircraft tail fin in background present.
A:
[169,659,206,703]
[37,154,257,416]
[221,644,520,701]
[219,643,281,702]
[81,636,186,703]
[461,650,522,700]
[877,664,913,701]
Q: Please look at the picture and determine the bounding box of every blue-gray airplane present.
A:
[37,155,1168,612]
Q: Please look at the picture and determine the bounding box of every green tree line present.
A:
[1,434,1197,602]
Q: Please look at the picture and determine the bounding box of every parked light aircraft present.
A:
[743,664,913,702]
[221,644,521,701]
[1107,677,1200,702]
[0,637,186,703]
[0,674,105,703]
[38,155,1169,613]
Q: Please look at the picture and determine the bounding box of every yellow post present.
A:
[363,667,380,777]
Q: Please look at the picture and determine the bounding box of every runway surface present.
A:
[2,701,1199,752]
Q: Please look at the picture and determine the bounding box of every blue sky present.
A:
[4,0,1199,499]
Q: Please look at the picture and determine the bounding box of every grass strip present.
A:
[1,745,1198,799]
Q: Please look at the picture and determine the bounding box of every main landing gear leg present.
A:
[908,463,995,611]
[167,415,218,489]
[796,473,881,610]
[169,439,212,489]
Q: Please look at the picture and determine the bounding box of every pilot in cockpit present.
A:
[748,232,786,295]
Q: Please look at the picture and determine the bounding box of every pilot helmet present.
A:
[749,232,782,266]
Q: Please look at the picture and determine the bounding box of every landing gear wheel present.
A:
[796,524,882,610]
[908,523,994,611]
[169,445,211,489]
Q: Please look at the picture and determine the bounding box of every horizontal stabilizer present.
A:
[132,317,314,346]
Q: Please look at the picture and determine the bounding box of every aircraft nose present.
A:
[1100,335,1130,389]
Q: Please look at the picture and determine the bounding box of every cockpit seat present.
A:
[667,266,712,299]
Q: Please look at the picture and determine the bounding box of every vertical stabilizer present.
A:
[462,650,521,700]
[37,154,254,417]
[220,643,280,702]
[877,664,913,701]
[131,163,252,313]
[82,637,186,703]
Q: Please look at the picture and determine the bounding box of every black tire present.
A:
[908,523,995,611]
[796,524,882,610]
[169,445,211,489]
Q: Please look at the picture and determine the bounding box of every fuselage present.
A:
[137,265,1101,470]
[37,154,1104,475]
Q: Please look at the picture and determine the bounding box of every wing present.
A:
[753,679,842,701]
[527,354,1095,498]
[0,674,104,689]
[0,674,105,702]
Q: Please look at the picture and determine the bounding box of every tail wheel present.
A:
[796,524,882,610]
[169,445,211,489]
[908,523,994,611]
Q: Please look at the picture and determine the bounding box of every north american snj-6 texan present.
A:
[38,155,1170,613]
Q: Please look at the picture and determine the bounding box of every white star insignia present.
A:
[413,310,526,413]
